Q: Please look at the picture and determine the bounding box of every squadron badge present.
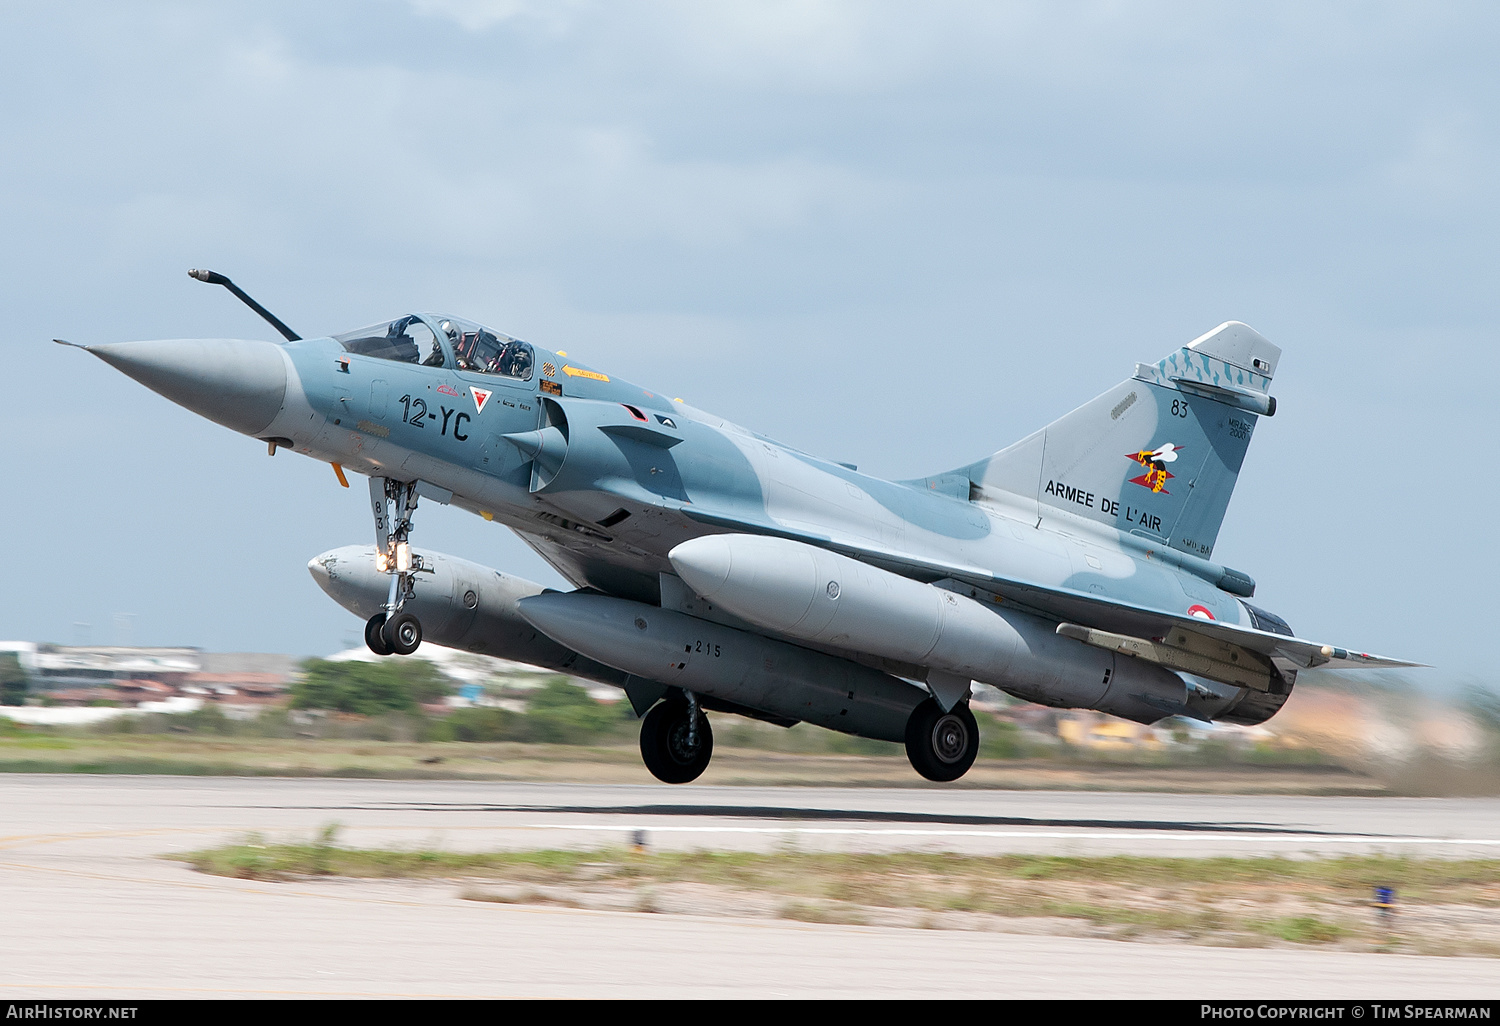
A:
[1126,442,1182,494]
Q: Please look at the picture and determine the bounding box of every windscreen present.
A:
[334,316,445,367]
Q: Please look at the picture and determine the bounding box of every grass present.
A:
[170,839,1500,955]
[1257,915,1349,944]
[178,843,1500,896]
[0,728,1390,791]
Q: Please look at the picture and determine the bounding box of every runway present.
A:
[2,775,1498,998]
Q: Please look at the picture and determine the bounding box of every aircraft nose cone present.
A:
[668,535,735,600]
[88,337,288,437]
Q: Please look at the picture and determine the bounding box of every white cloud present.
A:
[407,0,582,33]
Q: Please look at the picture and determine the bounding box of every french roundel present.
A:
[1187,604,1215,620]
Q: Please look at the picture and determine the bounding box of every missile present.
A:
[307,545,634,688]
[669,533,1239,725]
[516,591,926,742]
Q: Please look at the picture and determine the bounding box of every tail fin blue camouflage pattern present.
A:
[960,322,1281,560]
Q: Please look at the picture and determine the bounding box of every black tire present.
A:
[639,699,713,784]
[365,614,393,656]
[904,699,979,782]
[382,612,422,656]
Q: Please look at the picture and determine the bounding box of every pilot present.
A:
[499,341,533,379]
[515,345,533,378]
[443,321,480,372]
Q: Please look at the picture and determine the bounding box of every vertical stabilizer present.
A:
[957,322,1280,560]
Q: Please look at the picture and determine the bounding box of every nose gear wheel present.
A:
[364,613,392,656]
[383,611,423,656]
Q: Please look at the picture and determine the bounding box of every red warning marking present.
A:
[1187,604,1215,620]
[472,387,492,414]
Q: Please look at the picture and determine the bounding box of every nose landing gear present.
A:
[364,477,431,656]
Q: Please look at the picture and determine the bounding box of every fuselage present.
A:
[244,316,1261,639]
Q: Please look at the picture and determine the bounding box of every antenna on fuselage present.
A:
[188,268,302,342]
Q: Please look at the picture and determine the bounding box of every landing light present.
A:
[396,542,412,572]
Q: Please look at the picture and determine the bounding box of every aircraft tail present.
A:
[945,322,1281,561]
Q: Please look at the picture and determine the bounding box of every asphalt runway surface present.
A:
[3,775,1499,998]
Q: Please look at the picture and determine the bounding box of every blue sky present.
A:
[2,2,1495,679]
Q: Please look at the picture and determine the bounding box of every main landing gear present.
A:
[633,691,978,785]
[363,477,431,657]
[904,698,979,782]
[639,691,713,784]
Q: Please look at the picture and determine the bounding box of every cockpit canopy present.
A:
[439,316,534,380]
[333,314,534,381]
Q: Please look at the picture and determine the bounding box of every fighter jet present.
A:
[65,270,1418,783]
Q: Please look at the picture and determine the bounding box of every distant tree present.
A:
[290,659,452,715]
[977,715,1025,759]
[440,706,521,743]
[0,654,27,707]
[521,678,627,743]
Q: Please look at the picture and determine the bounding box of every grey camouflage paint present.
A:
[84,314,1415,734]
